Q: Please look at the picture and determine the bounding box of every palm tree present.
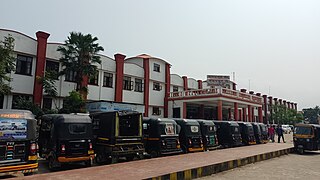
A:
[58,32,104,100]
[0,35,15,95]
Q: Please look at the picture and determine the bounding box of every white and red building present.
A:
[0,29,298,123]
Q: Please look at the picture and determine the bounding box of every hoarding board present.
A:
[206,75,231,88]
[87,101,145,113]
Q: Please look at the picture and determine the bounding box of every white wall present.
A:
[0,30,37,56]
[125,57,143,67]
[46,43,62,60]
[123,90,144,104]
[149,81,164,106]
[149,58,166,83]
[124,63,144,78]
[188,78,198,89]
[100,55,116,72]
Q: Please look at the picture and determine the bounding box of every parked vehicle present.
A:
[213,121,242,148]
[0,110,38,175]
[38,114,94,170]
[259,123,269,143]
[237,122,256,145]
[143,118,182,157]
[90,111,144,164]
[197,120,219,150]
[174,119,204,153]
[252,123,262,144]
[293,123,320,154]
[282,125,291,134]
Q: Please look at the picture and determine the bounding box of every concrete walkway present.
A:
[19,143,293,180]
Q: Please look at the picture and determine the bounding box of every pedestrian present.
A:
[276,124,285,143]
[268,125,275,142]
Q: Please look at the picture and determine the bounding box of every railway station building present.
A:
[0,29,298,123]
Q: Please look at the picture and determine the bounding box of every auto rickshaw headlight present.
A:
[306,139,310,142]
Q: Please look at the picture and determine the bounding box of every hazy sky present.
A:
[1,0,320,110]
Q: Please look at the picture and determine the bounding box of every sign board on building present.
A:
[206,75,231,88]
[86,101,145,113]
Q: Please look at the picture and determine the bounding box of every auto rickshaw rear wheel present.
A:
[297,148,304,155]
[48,157,59,171]
[85,159,93,167]
[150,151,158,158]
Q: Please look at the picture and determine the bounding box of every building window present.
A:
[152,107,161,115]
[0,95,3,109]
[123,76,133,90]
[173,86,179,92]
[12,95,32,109]
[65,70,77,82]
[153,82,162,91]
[135,78,143,92]
[89,71,99,85]
[16,55,33,75]
[103,72,113,88]
[45,60,59,80]
[153,63,160,72]
[43,97,52,110]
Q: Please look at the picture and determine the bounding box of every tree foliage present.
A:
[302,106,320,124]
[59,91,85,113]
[37,70,58,97]
[13,96,44,118]
[57,32,104,98]
[0,35,15,95]
[271,104,303,125]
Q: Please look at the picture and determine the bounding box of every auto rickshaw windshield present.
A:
[295,126,312,135]
[58,123,93,139]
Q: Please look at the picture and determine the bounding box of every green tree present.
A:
[59,91,85,113]
[13,96,44,118]
[58,32,104,99]
[303,106,320,124]
[272,104,303,124]
[0,35,15,95]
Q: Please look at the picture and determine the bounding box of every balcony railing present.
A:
[168,87,263,104]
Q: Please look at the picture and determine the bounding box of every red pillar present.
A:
[294,103,297,111]
[242,108,247,121]
[263,95,268,124]
[182,76,188,91]
[258,107,263,123]
[114,54,126,102]
[239,109,242,121]
[183,102,187,119]
[164,63,171,118]
[217,100,223,120]
[143,58,150,117]
[234,102,239,121]
[197,80,203,89]
[279,99,282,105]
[33,31,50,106]
[248,105,252,122]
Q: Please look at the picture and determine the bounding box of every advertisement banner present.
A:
[0,118,27,140]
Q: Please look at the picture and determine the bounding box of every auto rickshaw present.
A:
[0,110,38,175]
[252,123,262,144]
[213,120,242,148]
[293,123,320,154]
[38,114,94,170]
[143,118,182,157]
[237,121,256,145]
[174,119,204,153]
[197,119,219,150]
[259,123,269,143]
[90,111,144,163]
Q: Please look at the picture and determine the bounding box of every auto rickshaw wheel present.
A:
[85,159,93,167]
[96,152,106,164]
[48,157,59,171]
[126,155,135,161]
[297,148,304,155]
[150,151,158,158]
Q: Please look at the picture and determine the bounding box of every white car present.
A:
[281,125,291,134]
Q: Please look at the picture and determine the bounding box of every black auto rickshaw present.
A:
[197,119,219,150]
[252,123,262,144]
[142,118,182,157]
[213,120,242,148]
[293,123,320,154]
[0,110,38,175]
[174,119,204,153]
[90,111,144,163]
[38,114,94,170]
[259,123,269,144]
[237,122,256,145]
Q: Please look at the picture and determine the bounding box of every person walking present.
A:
[268,125,275,143]
[276,125,285,143]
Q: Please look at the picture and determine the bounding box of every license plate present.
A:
[88,150,94,154]
[0,132,3,136]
